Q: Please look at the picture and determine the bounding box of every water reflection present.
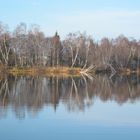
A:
[0,74,140,119]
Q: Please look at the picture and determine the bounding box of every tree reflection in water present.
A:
[0,74,140,119]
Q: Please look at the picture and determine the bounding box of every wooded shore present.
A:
[0,22,140,76]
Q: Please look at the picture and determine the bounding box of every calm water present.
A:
[0,74,140,140]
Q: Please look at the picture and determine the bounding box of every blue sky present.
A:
[0,0,140,39]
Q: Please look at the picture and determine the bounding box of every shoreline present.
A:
[7,67,83,77]
[0,66,139,77]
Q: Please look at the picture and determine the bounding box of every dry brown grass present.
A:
[1,66,140,77]
[7,66,82,77]
[118,68,140,75]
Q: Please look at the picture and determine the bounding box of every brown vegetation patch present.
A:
[7,67,82,77]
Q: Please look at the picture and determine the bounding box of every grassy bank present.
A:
[0,66,140,77]
[7,67,82,77]
[118,68,140,75]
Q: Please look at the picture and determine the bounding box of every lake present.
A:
[0,74,140,140]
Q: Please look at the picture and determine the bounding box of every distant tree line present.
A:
[0,22,140,70]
